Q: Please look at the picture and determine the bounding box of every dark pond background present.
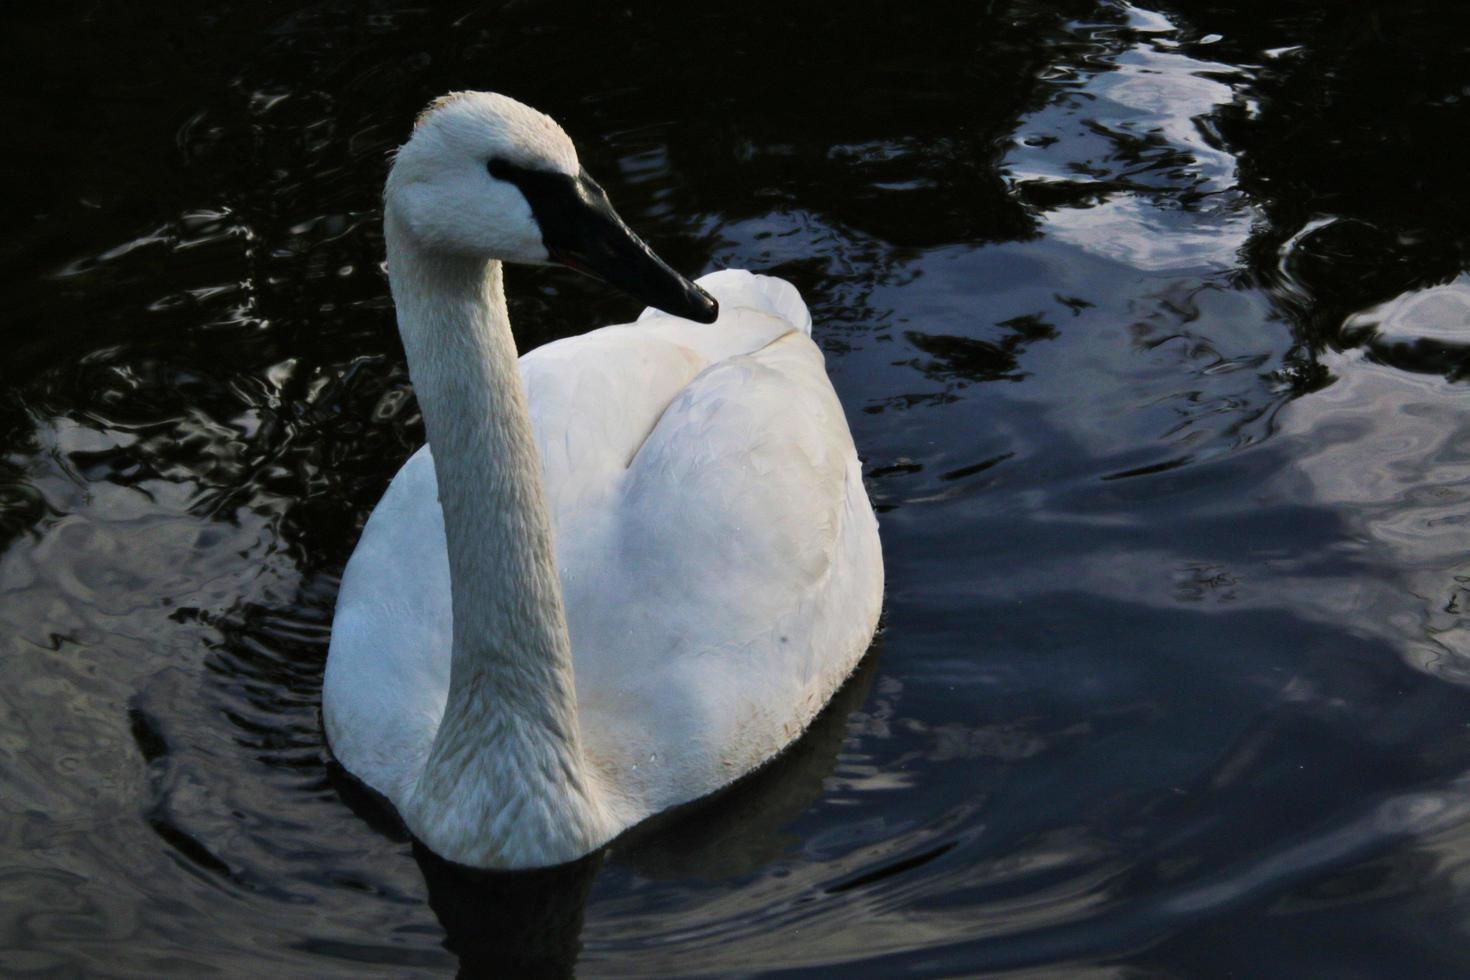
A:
[5,1,1470,975]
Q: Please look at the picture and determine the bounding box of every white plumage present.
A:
[323,93,883,869]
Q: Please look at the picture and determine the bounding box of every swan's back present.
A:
[324,270,883,821]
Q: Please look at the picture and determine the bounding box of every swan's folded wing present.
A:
[615,329,854,657]
[561,326,871,807]
[519,295,798,515]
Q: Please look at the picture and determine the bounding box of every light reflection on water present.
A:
[3,0,1470,975]
[1007,2,1256,272]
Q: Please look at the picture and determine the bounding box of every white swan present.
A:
[323,92,883,869]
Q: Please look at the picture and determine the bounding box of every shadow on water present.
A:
[4,0,1470,975]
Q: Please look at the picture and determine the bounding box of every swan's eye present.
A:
[485,159,584,216]
[488,158,568,188]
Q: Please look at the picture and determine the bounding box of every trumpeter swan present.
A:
[323,92,883,869]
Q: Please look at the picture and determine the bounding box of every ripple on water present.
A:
[1276,349,1470,683]
[1005,3,1256,272]
[1345,275,1470,380]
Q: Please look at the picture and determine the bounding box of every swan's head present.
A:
[387,92,718,324]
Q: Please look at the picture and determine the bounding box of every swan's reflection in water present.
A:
[331,650,880,975]
[416,850,600,979]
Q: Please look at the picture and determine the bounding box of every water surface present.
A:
[4,1,1470,975]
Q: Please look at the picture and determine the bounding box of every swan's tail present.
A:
[639,269,812,337]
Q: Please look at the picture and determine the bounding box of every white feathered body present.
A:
[324,270,883,842]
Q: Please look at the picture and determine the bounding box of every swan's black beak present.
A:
[490,160,718,324]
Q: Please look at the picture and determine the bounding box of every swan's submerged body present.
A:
[323,93,882,869]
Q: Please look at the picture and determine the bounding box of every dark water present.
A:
[5,1,1470,975]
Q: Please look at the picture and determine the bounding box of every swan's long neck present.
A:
[385,212,609,867]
